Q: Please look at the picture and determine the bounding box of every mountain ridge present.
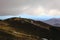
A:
[44,18,60,27]
[0,17,52,40]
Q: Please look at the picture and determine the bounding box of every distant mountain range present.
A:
[44,18,60,27]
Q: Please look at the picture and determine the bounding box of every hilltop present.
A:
[0,17,50,40]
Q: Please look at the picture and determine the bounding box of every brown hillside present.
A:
[0,17,51,40]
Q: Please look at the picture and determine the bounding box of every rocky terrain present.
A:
[0,17,51,40]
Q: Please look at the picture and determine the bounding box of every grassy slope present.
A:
[0,17,51,40]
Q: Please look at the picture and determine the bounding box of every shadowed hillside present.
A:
[0,17,52,40]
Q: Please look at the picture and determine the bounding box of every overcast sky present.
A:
[0,0,60,16]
